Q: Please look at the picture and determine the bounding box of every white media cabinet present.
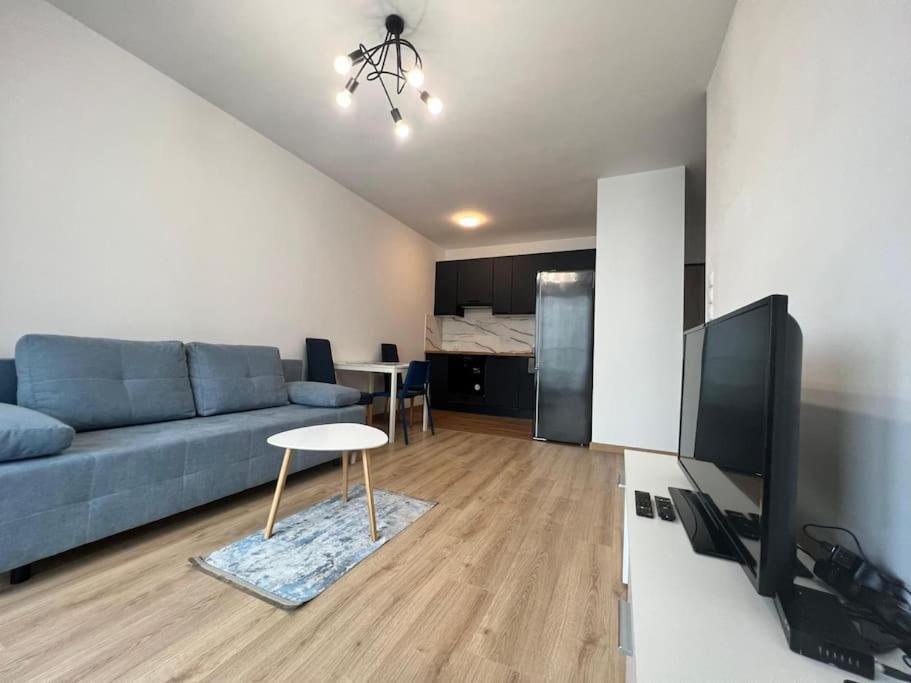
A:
[620,449,865,682]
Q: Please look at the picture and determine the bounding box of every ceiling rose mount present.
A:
[333,14,443,139]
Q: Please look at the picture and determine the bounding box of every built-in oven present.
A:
[448,355,486,404]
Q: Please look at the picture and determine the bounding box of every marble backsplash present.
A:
[425,308,535,355]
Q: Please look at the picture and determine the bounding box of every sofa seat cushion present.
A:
[15,335,196,432]
[0,403,366,573]
[0,403,75,462]
[187,343,289,417]
[287,381,360,407]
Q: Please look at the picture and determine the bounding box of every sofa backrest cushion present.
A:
[186,342,289,416]
[15,335,197,432]
[0,402,75,462]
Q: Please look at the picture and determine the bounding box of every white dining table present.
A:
[333,361,429,443]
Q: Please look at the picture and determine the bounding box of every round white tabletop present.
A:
[267,423,388,452]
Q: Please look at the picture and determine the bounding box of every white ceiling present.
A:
[49,0,735,248]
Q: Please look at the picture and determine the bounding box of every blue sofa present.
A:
[0,335,366,580]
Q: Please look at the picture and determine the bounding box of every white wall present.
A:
[442,235,596,261]
[592,168,685,452]
[0,1,440,380]
[707,0,911,578]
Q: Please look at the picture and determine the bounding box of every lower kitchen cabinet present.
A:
[426,353,535,419]
[485,356,519,411]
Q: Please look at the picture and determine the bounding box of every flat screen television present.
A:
[673,294,803,597]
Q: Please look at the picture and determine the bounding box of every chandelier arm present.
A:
[361,40,397,111]
[395,39,405,95]
[379,33,391,77]
[395,38,423,67]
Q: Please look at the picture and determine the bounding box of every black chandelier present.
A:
[333,14,442,140]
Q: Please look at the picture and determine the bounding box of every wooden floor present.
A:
[372,407,534,440]
[0,427,625,682]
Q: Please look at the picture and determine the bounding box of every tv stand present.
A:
[668,486,738,561]
[621,449,863,680]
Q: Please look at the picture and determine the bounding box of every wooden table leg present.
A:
[341,450,349,502]
[264,448,293,539]
[361,449,378,542]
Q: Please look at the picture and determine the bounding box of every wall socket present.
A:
[707,270,715,320]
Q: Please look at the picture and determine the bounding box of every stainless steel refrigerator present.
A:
[533,270,595,444]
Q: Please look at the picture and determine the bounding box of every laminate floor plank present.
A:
[0,423,625,682]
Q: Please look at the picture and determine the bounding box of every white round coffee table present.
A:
[263,423,389,542]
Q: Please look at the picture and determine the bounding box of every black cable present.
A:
[803,523,866,558]
[803,523,910,605]
[880,661,911,681]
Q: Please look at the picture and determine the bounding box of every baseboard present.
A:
[589,442,676,457]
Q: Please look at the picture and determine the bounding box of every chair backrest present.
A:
[305,338,336,384]
[381,343,400,393]
[402,360,430,393]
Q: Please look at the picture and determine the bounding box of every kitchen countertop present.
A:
[424,349,534,357]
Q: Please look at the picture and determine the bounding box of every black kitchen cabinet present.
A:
[517,356,536,416]
[427,353,449,407]
[553,249,596,271]
[485,356,519,411]
[456,258,493,306]
[434,261,459,315]
[433,249,595,317]
[491,257,513,314]
[425,353,535,418]
[510,254,549,314]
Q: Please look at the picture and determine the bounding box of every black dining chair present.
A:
[396,360,434,445]
[304,338,374,413]
[376,342,409,421]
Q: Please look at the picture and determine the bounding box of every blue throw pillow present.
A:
[287,381,360,408]
[0,403,75,462]
[186,343,289,416]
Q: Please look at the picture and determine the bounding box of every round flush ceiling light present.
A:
[452,212,487,229]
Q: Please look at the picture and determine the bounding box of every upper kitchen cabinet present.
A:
[434,261,459,315]
[491,257,513,314]
[433,249,595,316]
[553,249,596,271]
[510,253,550,314]
[512,250,595,314]
[456,258,493,307]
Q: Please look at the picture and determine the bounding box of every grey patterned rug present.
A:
[191,485,435,609]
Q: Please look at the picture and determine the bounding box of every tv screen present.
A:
[678,295,803,596]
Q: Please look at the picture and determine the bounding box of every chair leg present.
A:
[400,396,409,445]
[427,394,435,435]
[409,397,414,425]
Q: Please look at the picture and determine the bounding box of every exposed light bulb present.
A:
[394,119,411,139]
[420,91,443,116]
[334,54,353,75]
[335,90,352,108]
[406,68,425,88]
